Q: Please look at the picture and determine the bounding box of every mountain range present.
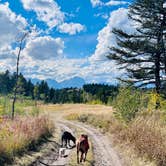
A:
[30,77,85,89]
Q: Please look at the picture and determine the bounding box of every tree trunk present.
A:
[155,28,163,109]
[11,32,29,119]
[155,53,161,109]
[12,94,16,120]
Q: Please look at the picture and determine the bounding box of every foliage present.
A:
[112,87,143,122]
[83,84,119,104]
[126,116,166,166]
[88,99,103,105]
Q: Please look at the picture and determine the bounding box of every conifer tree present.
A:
[108,0,166,96]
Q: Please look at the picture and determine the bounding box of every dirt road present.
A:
[31,105,123,166]
[58,120,123,166]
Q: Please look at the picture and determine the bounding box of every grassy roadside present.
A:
[12,125,62,166]
[0,97,55,165]
[0,115,54,165]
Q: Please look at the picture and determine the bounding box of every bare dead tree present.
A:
[12,31,30,120]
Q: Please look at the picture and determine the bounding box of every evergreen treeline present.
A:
[0,70,119,104]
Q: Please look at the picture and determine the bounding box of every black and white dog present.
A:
[61,131,76,148]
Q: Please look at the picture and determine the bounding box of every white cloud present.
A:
[94,13,109,19]
[20,0,85,35]
[87,8,137,82]
[164,2,166,8]
[57,23,85,35]
[90,8,135,62]
[21,0,64,29]
[0,3,133,84]
[90,0,129,7]
[23,36,64,60]
[105,0,129,6]
[90,0,103,7]
[0,2,27,59]
[16,56,122,84]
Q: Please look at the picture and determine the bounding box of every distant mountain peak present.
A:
[30,76,85,89]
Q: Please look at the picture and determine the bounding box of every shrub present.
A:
[112,87,142,122]
[66,113,80,121]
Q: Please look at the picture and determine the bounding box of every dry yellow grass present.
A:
[0,115,54,165]
[39,104,113,117]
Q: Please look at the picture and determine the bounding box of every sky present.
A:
[0,0,134,84]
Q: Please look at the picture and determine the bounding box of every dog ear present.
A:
[84,135,88,139]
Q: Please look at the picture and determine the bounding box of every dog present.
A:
[76,134,89,163]
[61,131,76,148]
[59,147,66,158]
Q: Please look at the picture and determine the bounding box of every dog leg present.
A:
[77,150,79,164]
[65,139,67,148]
[61,137,64,147]
[84,151,87,162]
[80,152,83,163]
[67,139,70,147]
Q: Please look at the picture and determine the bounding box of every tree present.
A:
[12,31,30,119]
[25,79,34,98]
[33,84,40,106]
[16,73,27,96]
[38,81,49,102]
[108,0,166,99]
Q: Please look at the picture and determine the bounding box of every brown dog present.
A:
[76,134,89,163]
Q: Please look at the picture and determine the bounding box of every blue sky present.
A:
[0,0,132,84]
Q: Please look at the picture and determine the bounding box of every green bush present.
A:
[112,87,142,122]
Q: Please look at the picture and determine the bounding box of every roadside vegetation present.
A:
[0,96,54,165]
[0,115,53,164]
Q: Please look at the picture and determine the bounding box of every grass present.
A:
[0,95,40,116]
[0,115,54,165]
[126,115,166,166]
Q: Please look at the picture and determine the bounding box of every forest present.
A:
[0,70,119,104]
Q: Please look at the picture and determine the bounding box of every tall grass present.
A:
[0,115,54,165]
[126,115,166,166]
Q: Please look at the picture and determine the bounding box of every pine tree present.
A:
[108,0,166,96]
